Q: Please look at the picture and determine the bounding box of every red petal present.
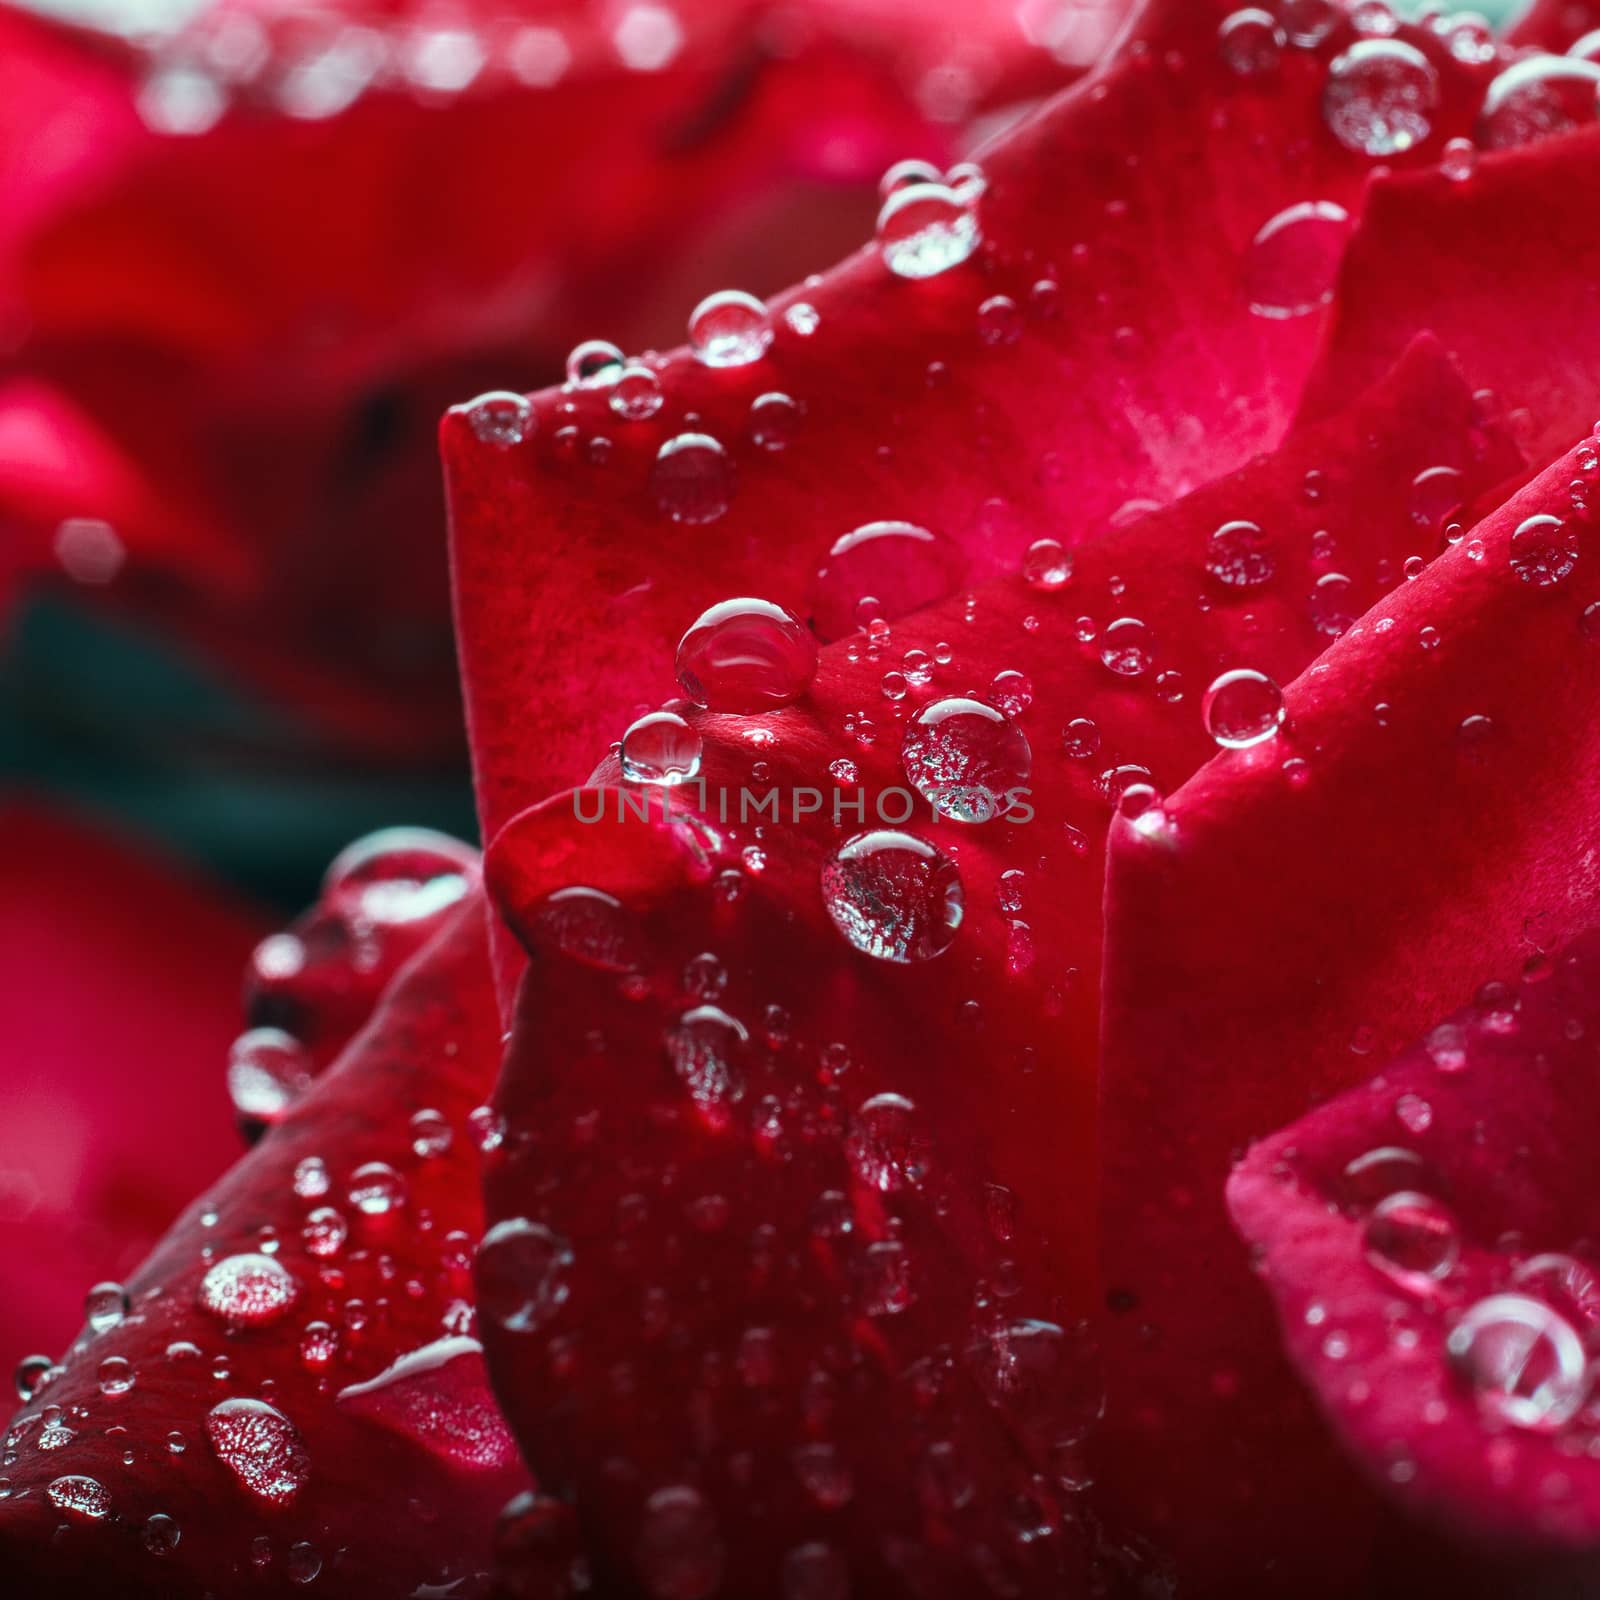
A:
[0,900,527,1595]
[1099,435,1600,1582]
[447,2,1499,859]
[1304,127,1600,472]
[471,336,1515,1592]
[1508,1,1600,51]
[1229,926,1600,1553]
[0,806,266,1363]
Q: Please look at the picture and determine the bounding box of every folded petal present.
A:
[1229,926,1600,1559]
[0,898,525,1595]
[1099,432,1600,1583]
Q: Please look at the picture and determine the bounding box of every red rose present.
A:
[12,1,1600,1596]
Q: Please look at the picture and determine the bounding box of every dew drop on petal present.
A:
[143,1513,181,1556]
[1203,669,1286,748]
[821,831,964,963]
[621,710,703,784]
[1478,55,1600,152]
[749,391,801,451]
[1218,9,1283,77]
[875,182,980,279]
[1244,201,1349,318]
[846,1093,928,1192]
[665,1006,749,1128]
[1362,1191,1460,1291]
[1323,39,1439,157]
[198,1254,299,1329]
[610,363,664,420]
[1309,571,1357,637]
[346,1162,407,1217]
[1277,0,1338,47]
[46,1475,110,1521]
[636,1485,725,1600]
[1099,616,1155,677]
[1447,1294,1589,1431]
[97,1356,135,1397]
[901,696,1032,823]
[205,1398,311,1506]
[1440,135,1477,182]
[476,1217,574,1334]
[782,1542,849,1600]
[675,598,817,711]
[812,520,965,641]
[526,886,642,973]
[1509,513,1578,586]
[323,827,476,926]
[688,289,772,367]
[652,433,733,525]
[227,1027,313,1132]
[462,391,533,448]
[14,1354,54,1403]
[1205,519,1277,588]
[565,339,625,388]
[84,1280,130,1335]
[879,157,942,196]
[1023,537,1072,590]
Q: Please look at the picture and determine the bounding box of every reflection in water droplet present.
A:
[688,290,773,367]
[566,339,626,388]
[846,1093,927,1192]
[675,598,817,711]
[1205,520,1276,588]
[812,520,965,641]
[1509,513,1578,586]
[1478,55,1600,151]
[1099,616,1154,677]
[1244,201,1350,318]
[462,391,534,448]
[527,886,642,973]
[610,364,664,420]
[198,1254,299,1329]
[822,831,964,963]
[1447,1294,1589,1431]
[652,433,733,525]
[621,710,703,785]
[84,1280,130,1335]
[206,1398,311,1506]
[1323,39,1439,157]
[1362,1191,1460,1291]
[876,182,981,279]
[1203,669,1286,748]
[476,1217,574,1334]
[665,1006,749,1128]
[901,697,1032,823]
[47,1475,110,1521]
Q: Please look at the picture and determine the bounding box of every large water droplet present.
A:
[462,391,534,448]
[811,521,965,641]
[1205,519,1277,588]
[968,1318,1104,1449]
[227,1027,313,1133]
[1244,201,1350,319]
[323,827,476,926]
[198,1254,299,1329]
[665,1006,749,1128]
[1478,55,1600,151]
[875,182,981,279]
[1323,39,1439,156]
[652,433,733,525]
[476,1218,574,1334]
[688,290,772,367]
[1446,1294,1589,1431]
[46,1475,110,1521]
[846,1093,928,1192]
[1362,1191,1460,1291]
[675,598,817,711]
[636,1485,725,1600]
[1509,513,1578,586]
[621,710,703,784]
[527,886,642,973]
[900,696,1032,823]
[1203,668,1286,748]
[336,1336,518,1470]
[205,1398,311,1506]
[1099,616,1155,677]
[610,363,664,420]
[821,831,963,963]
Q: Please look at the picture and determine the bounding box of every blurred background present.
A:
[0,0,1535,1360]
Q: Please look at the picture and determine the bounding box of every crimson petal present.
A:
[0,900,524,1595]
[1099,434,1600,1584]
[1229,926,1600,1563]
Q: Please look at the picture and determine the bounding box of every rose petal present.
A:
[1508,1,1600,52]
[1099,434,1600,1582]
[0,899,525,1594]
[447,2,1499,858]
[0,806,266,1362]
[1303,126,1600,472]
[1229,926,1600,1556]
[470,336,1515,1592]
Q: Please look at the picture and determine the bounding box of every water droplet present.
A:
[686,288,773,369]
[1425,1022,1468,1073]
[652,433,733,525]
[1363,1191,1460,1291]
[1022,537,1072,590]
[1478,56,1600,152]
[14,1354,54,1403]
[462,391,533,448]
[476,1217,574,1334]
[97,1356,135,1397]
[1509,513,1578,586]
[821,831,964,963]
[227,1027,313,1132]
[1323,39,1439,157]
[812,520,965,641]
[666,1006,748,1127]
[860,1238,915,1315]
[610,363,664,420]
[784,302,820,337]
[1099,616,1155,677]
[1440,135,1477,182]
[1205,519,1277,588]
[1309,571,1357,637]
[346,1162,407,1217]
[1062,717,1101,759]
[1277,0,1338,47]
[324,827,475,926]
[621,710,703,784]
[1396,1092,1433,1135]
[876,182,981,279]
[846,1093,928,1192]
[968,1318,1104,1448]
[1341,1146,1427,1206]
[143,1513,181,1556]
[293,1156,330,1199]
[879,157,943,196]
[205,1398,311,1506]
[410,1107,453,1159]
[794,1441,853,1508]
[977,293,1023,347]
[301,1206,349,1258]
[1218,9,1284,78]
[527,886,642,973]
[782,1542,849,1600]
[675,598,816,711]
[84,1280,130,1334]
[1244,201,1350,319]
[750,391,801,451]
[900,696,1031,823]
[566,339,625,388]
[198,1254,299,1328]
[287,1543,323,1585]
[637,1485,725,1600]
[46,1475,110,1521]
[1203,668,1286,748]
[1447,1294,1589,1430]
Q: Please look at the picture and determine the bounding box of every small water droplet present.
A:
[1363,1191,1460,1291]
[143,1513,181,1556]
[1022,537,1072,590]
[566,339,625,388]
[228,1027,313,1133]
[462,390,533,448]
[84,1280,130,1335]
[610,363,664,420]
[1478,55,1600,151]
[46,1475,110,1521]
[636,1485,725,1600]
[688,289,772,367]
[1099,616,1154,677]
[1205,520,1277,588]
[665,1006,749,1127]
[749,391,801,451]
[1218,9,1284,77]
[846,1093,927,1192]
[1203,668,1286,748]
[1509,512,1578,586]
